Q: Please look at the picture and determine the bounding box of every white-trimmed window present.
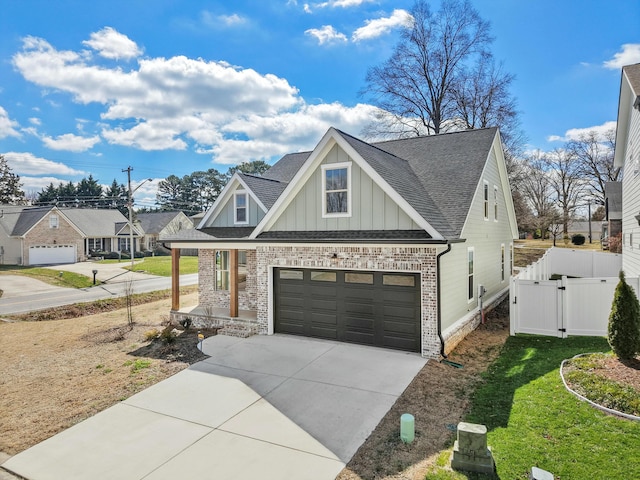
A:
[49,214,59,229]
[501,244,505,282]
[468,247,475,301]
[216,250,230,290]
[494,185,499,221]
[483,182,489,220]
[322,162,351,217]
[234,191,248,224]
[118,237,130,252]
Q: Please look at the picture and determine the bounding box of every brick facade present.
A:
[23,213,84,264]
[188,245,497,359]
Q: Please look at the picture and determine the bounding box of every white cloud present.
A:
[3,151,85,176]
[42,133,101,152]
[13,32,301,152]
[547,121,617,142]
[314,0,373,8]
[214,102,379,164]
[352,9,413,42]
[20,176,74,193]
[200,11,247,28]
[29,117,41,126]
[0,106,21,139]
[603,44,640,70]
[305,25,348,45]
[82,27,142,60]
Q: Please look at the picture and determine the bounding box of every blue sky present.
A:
[0,0,639,208]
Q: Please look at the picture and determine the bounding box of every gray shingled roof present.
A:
[624,63,640,95]
[60,208,131,237]
[262,152,310,182]
[337,129,455,237]
[136,211,187,235]
[0,205,34,236]
[258,230,432,241]
[374,127,498,238]
[161,227,254,241]
[238,174,287,210]
[11,207,54,236]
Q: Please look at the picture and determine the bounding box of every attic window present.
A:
[49,214,59,229]
[322,162,351,217]
[234,191,248,224]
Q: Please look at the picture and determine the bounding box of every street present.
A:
[0,274,198,316]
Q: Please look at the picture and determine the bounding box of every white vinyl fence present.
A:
[510,247,634,337]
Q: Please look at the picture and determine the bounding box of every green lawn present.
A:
[0,265,95,289]
[426,335,640,480]
[125,255,198,276]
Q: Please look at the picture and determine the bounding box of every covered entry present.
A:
[274,268,421,352]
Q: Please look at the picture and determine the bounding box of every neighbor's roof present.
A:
[0,205,33,236]
[10,206,54,236]
[60,208,130,237]
[136,211,190,235]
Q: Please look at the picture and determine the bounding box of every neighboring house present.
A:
[163,127,518,358]
[614,63,640,275]
[0,206,141,265]
[602,181,622,249]
[136,211,194,252]
[550,221,602,242]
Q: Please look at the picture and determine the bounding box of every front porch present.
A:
[171,305,259,337]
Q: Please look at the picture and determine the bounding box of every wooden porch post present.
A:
[171,248,180,311]
[230,249,238,318]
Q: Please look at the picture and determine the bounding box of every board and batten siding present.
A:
[268,144,421,232]
[621,101,640,277]
[211,185,266,227]
[439,145,514,332]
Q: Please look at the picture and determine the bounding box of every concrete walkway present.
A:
[2,335,426,480]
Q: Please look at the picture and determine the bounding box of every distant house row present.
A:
[0,207,193,265]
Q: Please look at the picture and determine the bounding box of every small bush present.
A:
[608,271,640,360]
[160,325,177,344]
[180,317,192,330]
[144,329,160,341]
[134,251,144,258]
[103,252,120,259]
[571,234,586,245]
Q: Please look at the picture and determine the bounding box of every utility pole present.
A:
[122,166,135,269]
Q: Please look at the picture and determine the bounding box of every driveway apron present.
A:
[2,335,426,480]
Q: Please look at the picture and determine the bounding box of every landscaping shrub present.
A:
[609,233,622,253]
[608,271,640,360]
[103,252,120,260]
[160,325,177,344]
[571,233,586,245]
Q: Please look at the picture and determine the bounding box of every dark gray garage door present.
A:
[274,268,421,352]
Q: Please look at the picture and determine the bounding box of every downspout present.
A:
[436,243,452,358]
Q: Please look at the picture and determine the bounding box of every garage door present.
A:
[274,268,421,352]
[28,245,76,265]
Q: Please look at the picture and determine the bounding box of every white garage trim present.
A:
[28,245,76,265]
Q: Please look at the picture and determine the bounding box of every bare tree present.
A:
[363,0,492,137]
[567,127,620,206]
[544,148,585,236]
[362,0,524,161]
[518,152,555,236]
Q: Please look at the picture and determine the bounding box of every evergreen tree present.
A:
[0,154,26,204]
[104,179,128,216]
[608,271,640,360]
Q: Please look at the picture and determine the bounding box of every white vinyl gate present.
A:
[510,276,640,338]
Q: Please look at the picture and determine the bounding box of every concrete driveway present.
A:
[2,335,426,480]
[44,260,155,283]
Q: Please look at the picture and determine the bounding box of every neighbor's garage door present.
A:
[274,268,421,352]
[28,245,76,265]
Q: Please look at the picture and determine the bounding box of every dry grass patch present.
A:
[0,292,210,455]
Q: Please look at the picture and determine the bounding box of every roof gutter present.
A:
[436,242,452,358]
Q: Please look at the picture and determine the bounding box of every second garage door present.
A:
[274,268,421,352]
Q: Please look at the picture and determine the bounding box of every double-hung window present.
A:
[322,163,351,217]
[468,247,475,301]
[216,250,230,290]
[49,214,59,229]
[234,191,248,224]
[483,182,489,220]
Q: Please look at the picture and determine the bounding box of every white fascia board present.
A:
[164,241,449,250]
[198,174,267,229]
[614,73,633,168]
[251,127,444,240]
[332,134,444,240]
[459,130,518,240]
[250,128,340,238]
